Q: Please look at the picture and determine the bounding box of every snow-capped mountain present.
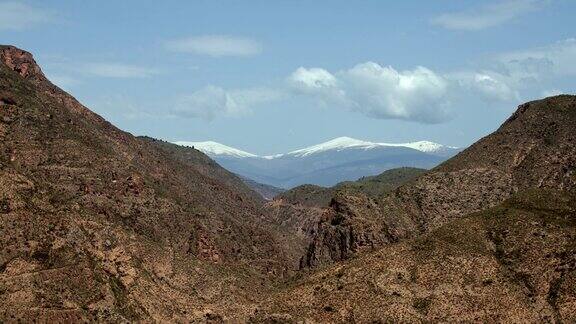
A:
[177,137,457,159]
[280,137,456,158]
[174,137,461,188]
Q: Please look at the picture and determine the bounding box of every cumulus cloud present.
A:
[443,38,576,103]
[165,35,262,57]
[289,67,338,92]
[0,1,53,30]
[80,63,158,78]
[170,38,575,123]
[448,71,519,102]
[431,0,547,31]
[342,63,450,122]
[172,86,283,120]
[289,63,451,124]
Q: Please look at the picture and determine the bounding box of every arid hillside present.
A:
[0,45,303,322]
[254,189,576,322]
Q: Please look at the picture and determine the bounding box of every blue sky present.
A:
[1,0,574,154]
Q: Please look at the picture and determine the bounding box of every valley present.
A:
[0,45,574,322]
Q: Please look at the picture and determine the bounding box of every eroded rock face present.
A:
[0,46,45,79]
[299,192,395,268]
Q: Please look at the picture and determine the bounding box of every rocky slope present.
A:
[263,168,427,267]
[300,95,576,268]
[0,45,301,322]
[254,189,576,322]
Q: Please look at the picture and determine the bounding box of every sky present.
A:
[0,0,574,155]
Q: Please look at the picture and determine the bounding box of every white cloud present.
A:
[343,63,450,123]
[431,0,547,31]
[448,71,519,102]
[172,86,282,120]
[495,38,576,79]
[289,67,338,92]
[106,37,574,123]
[289,63,451,124]
[165,35,262,57]
[0,1,53,30]
[80,63,158,78]
[442,38,576,104]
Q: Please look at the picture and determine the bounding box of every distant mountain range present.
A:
[174,137,461,188]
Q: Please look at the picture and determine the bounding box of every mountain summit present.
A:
[281,136,455,157]
[177,136,457,159]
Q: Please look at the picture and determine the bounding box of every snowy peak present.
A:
[173,141,257,158]
[286,137,380,157]
[285,137,456,157]
[399,141,447,153]
[173,137,457,159]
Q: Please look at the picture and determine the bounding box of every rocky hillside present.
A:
[300,95,576,268]
[138,136,265,202]
[0,45,302,322]
[254,189,576,322]
[262,167,427,266]
[0,45,574,322]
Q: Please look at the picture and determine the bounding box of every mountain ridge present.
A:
[175,137,459,188]
[175,136,458,159]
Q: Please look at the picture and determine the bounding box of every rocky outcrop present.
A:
[0,46,45,80]
[299,192,395,268]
